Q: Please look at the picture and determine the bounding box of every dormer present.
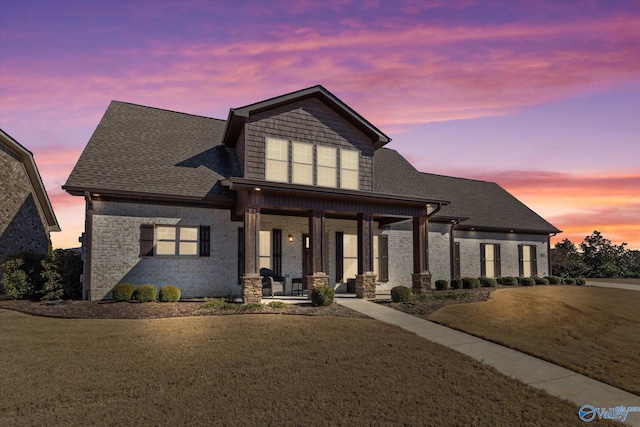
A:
[222,85,390,192]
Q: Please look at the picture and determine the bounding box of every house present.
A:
[63,86,560,302]
[1,129,60,262]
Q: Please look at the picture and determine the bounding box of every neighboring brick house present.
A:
[1,129,60,262]
[63,86,560,301]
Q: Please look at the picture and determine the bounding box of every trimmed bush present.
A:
[134,284,157,302]
[521,277,535,286]
[450,278,462,289]
[563,278,577,285]
[479,277,497,287]
[501,276,518,286]
[113,282,136,301]
[159,285,181,302]
[311,285,335,306]
[462,277,480,289]
[534,277,550,285]
[435,280,449,291]
[576,278,586,286]
[545,276,562,285]
[268,301,287,309]
[391,286,413,302]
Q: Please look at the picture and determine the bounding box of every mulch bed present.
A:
[377,287,496,318]
[0,298,368,320]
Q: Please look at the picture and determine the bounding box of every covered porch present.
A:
[225,178,449,303]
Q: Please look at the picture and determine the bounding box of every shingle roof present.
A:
[374,148,560,233]
[64,101,238,200]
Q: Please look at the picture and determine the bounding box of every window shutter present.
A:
[480,243,486,276]
[140,225,154,257]
[531,245,538,276]
[379,234,389,282]
[495,244,501,277]
[237,228,244,285]
[518,244,524,276]
[272,229,282,276]
[335,232,344,282]
[199,226,210,257]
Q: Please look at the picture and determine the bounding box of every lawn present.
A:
[0,310,600,426]
[587,278,640,286]
[428,286,640,396]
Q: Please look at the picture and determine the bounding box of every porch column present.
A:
[412,215,432,294]
[356,213,376,299]
[307,210,328,298]
[242,207,262,303]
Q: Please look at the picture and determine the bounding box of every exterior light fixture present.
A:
[254,187,261,192]
[288,234,293,242]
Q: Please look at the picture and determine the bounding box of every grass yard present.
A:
[587,278,640,286]
[428,286,640,396]
[0,310,601,426]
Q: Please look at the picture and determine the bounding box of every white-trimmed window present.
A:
[156,226,199,256]
[292,142,313,185]
[266,138,289,182]
[259,230,271,269]
[317,146,337,188]
[340,149,359,190]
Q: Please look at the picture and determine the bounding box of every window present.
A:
[340,149,359,190]
[266,138,288,182]
[292,142,313,185]
[342,234,358,280]
[264,137,359,190]
[337,233,380,282]
[317,146,337,187]
[156,226,199,256]
[480,243,501,277]
[519,244,537,276]
[259,230,271,269]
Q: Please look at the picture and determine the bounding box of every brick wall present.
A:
[0,146,49,261]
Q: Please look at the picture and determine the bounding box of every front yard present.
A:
[0,309,601,426]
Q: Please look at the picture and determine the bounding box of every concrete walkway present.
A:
[587,281,640,292]
[336,297,640,426]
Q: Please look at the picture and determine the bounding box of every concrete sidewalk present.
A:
[587,281,640,291]
[336,297,640,426]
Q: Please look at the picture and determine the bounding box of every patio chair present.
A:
[260,268,285,298]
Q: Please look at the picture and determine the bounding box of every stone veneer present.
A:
[241,274,262,303]
[306,273,329,299]
[355,272,376,299]
[411,272,433,294]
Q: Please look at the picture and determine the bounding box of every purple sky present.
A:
[1,0,639,249]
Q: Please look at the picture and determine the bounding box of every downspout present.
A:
[83,192,93,301]
[548,232,558,276]
[449,220,459,281]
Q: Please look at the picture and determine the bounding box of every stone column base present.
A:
[356,272,377,299]
[242,274,263,304]
[306,273,329,300]
[412,272,433,295]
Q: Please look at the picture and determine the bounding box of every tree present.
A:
[39,259,64,301]
[551,239,588,278]
[579,231,633,278]
[53,249,82,299]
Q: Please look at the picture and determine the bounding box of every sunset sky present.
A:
[1,0,639,250]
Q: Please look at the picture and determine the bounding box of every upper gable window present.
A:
[340,149,359,190]
[292,142,313,185]
[266,138,288,183]
[265,137,359,190]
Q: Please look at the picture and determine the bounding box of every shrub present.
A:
[39,259,64,301]
[534,277,550,285]
[113,282,136,301]
[544,276,562,285]
[501,276,518,286]
[576,278,586,286]
[391,286,413,302]
[521,277,535,286]
[240,302,264,311]
[53,249,82,299]
[563,278,577,285]
[268,301,287,309]
[134,284,157,302]
[462,277,480,289]
[201,298,233,309]
[0,259,32,299]
[478,277,497,287]
[311,285,335,306]
[450,279,462,289]
[159,285,181,302]
[224,293,238,304]
[434,280,449,291]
